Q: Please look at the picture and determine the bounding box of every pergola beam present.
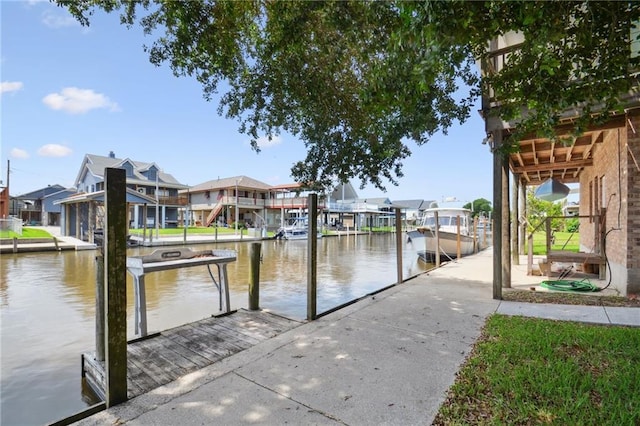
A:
[511,158,593,174]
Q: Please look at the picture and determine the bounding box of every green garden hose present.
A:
[540,278,601,292]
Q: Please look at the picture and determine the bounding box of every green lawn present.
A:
[433,315,640,425]
[530,231,580,255]
[0,227,52,239]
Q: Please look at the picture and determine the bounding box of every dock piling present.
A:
[249,242,261,310]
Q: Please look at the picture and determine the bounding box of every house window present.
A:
[600,175,606,209]
[122,161,134,177]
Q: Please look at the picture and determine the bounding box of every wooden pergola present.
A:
[489,114,628,299]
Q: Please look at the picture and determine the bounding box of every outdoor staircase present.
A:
[205,203,223,227]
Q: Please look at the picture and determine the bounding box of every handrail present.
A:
[526,214,600,276]
[526,218,548,276]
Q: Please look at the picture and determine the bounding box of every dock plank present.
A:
[196,320,257,349]
[82,309,301,399]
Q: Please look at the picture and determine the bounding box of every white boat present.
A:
[275,217,323,240]
[407,207,475,262]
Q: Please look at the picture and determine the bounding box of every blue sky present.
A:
[1,1,493,203]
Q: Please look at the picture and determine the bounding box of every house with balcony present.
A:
[482,29,640,296]
[184,176,327,231]
[57,152,188,239]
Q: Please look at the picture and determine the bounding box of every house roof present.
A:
[77,153,188,189]
[329,182,359,200]
[15,184,66,200]
[355,197,392,205]
[186,175,272,192]
[43,188,76,200]
[55,188,157,205]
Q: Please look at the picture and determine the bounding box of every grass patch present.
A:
[529,231,580,255]
[434,315,640,425]
[0,227,52,239]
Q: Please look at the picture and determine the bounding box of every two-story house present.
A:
[184,176,326,231]
[483,31,640,297]
[57,152,188,239]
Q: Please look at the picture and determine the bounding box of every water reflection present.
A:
[0,233,428,425]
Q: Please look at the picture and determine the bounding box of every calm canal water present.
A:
[1,233,428,425]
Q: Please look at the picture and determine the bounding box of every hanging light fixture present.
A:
[535,178,570,202]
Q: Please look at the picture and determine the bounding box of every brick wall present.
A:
[579,123,629,293]
[626,112,640,295]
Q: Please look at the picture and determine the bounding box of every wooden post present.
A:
[142,204,148,245]
[307,194,317,321]
[519,181,526,255]
[434,210,440,267]
[527,235,534,276]
[511,175,520,265]
[502,138,511,288]
[486,219,491,248]
[53,236,60,251]
[492,130,503,299]
[183,227,187,245]
[545,217,552,254]
[104,167,128,407]
[249,242,261,310]
[456,214,461,259]
[12,237,17,253]
[95,245,105,362]
[473,217,478,253]
[395,208,402,284]
[89,201,95,243]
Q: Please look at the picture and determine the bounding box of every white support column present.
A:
[133,205,140,229]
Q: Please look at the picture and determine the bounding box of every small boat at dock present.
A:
[275,216,323,240]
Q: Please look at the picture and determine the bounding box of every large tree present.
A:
[463,198,492,219]
[58,0,640,190]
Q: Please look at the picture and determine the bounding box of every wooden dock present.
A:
[82,309,303,400]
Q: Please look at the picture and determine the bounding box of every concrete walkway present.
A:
[70,249,639,426]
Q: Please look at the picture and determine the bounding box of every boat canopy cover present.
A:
[535,178,570,202]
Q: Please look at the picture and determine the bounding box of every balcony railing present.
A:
[157,196,189,206]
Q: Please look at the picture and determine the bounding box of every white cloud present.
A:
[256,135,282,149]
[42,87,119,114]
[41,10,80,29]
[1,81,24,94]
[10,148,30,159]
[37,144,73,157]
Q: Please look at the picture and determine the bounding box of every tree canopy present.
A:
[57,0,640,191]
[463,198,492,219]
